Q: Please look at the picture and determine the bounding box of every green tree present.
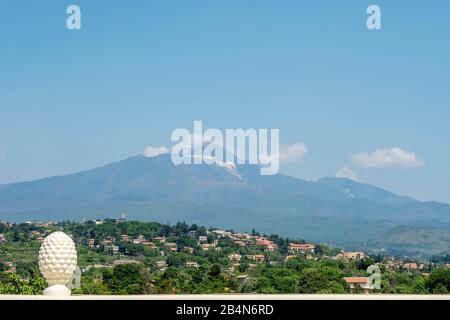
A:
[208,263,222,279]
[356,257,376,271]
[298,267,346,293]
[426,268,450,293]
[102,264,144,294]
[0,271,46,295]
[276,275,299,293]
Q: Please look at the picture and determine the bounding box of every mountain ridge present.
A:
[1,154,449,249]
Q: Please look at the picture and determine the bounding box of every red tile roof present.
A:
[344,277,369,284]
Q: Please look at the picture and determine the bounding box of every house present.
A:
[226,263,241,273]
[111,245,119,254]
[113,259,140,266]
[155,260,168,270]
[87,238,96,248]
[153,236,166,243]
[403,263,418,271]
[4,267,16,274]
[288,243,315,254]
[187,230,197,237]
[336,251,366,260]
[198,235,208,242]
[82,264,111,272]
[36,236,45,243]
[225,265,235,273]
[285,255,297,261]
[230,240,246,247]
[236,275,250,284]
[185,261,199,268]
[165,242,177,252]
[228,253,242,261]
[252,235,267,240]
[0,233,6,243]
[36,222,51,228]
[131,235,145,244]
[184,247,194,254]
[264,243,278,252]
[256,239,278,252]
[142,241,157,249]
[445,264,450,269]
[234,241,246,247]
[248,263,258,270]
[418,263,426,270]
[382,259,403,271]
[3,262,17,274]
[344,277,374,294]
[246,254,266,263]
[105,244,119,254]
[121,234,130,242]
[212,229,232,238]
[201,243,216,251]
[233,233,251,240]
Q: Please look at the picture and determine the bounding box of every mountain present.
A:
[364,226,450,258]
[1,154,450,248]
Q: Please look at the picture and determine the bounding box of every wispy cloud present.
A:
[279,142,308,163]
[335,167,359,181]
[351,147,425,168]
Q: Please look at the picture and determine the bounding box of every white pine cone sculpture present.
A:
[38,231,77,285]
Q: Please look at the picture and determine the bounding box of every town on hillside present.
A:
[1,218,450,294]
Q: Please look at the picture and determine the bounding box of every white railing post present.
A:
[38,231,78,296]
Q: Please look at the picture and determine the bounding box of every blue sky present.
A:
[1,1,449,202]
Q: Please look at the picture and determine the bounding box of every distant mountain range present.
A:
[1,154,450,253]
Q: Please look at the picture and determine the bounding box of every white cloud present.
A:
[143,146,169,158]
[335,167,359,181]
[351,147,425,168]
[279,142,308,163]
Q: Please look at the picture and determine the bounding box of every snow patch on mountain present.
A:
[213,160,242,179]
[176,155,242,179]
[344,188,356,199]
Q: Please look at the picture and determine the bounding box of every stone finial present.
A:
[38,231,77,296]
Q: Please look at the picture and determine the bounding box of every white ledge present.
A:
[0,294,449,300]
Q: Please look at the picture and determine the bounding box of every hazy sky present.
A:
[1,1,449,202]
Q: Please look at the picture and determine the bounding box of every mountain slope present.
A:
[1,154,450,247]
[365,226,450,257]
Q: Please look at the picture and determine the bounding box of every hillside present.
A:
[3,219,447,295]
[365,226,450,258]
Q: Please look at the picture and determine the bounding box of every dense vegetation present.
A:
[1,220,450,294]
